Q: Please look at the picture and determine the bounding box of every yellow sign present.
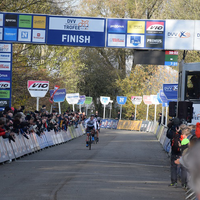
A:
[117,120,142,131]
[33,16,46,29]
[127,21,145,34]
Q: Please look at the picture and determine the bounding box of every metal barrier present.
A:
[0,123,85,164]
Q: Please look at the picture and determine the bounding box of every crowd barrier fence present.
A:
[0,124,86,164]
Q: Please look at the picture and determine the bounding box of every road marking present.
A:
[17,159,168,168]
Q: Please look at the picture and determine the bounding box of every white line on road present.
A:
[17,159,169,168]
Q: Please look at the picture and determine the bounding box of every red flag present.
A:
[49,85,60,104]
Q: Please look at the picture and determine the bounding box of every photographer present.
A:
[167,118,182,187]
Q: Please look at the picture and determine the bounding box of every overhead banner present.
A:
[47,16,106,47]
[77,95,86,105]
[117,96,127,105]
[49,88,66,102]
[100,96,110,105]
[143,95,152,105]
[1,12,200,50]
[85,97,92,105]
[165,20,194,50]
[163,83,178,100]
[66,93,79,104]
[131,96,142,105]
[27,80,49,97]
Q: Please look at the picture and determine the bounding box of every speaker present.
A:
[178,101,193,123]
[169,101,177,117]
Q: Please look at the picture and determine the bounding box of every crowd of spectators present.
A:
[166,118,200,199]
[0,105,87,143]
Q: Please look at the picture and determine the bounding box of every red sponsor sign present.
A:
[146,21,164,34]
[143,95,152,105]
[27,80,49,97]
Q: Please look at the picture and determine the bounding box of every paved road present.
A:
[0,129,185,200]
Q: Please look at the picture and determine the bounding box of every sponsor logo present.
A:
[0,100,9,107]
[146,21,164,34]
[107,34,125,47]
[63,19,89,31]
[147,39,162,44]
[18,29,31,41]
[0,53,11,61]
[107,19,127,33]
[127,21,145,34]
[33,16,46,29]
[164,85,178,91]
[110,25,124,29]
[0,72,10,78]
[147,25,163,30]
[62,34,90,43]
[130,36,141,46]
[110,38,124,43]
[146,36,163,48]
[28,82,49,91]
[4,28,17,41]
[0,81,10,89]
[0,90,10,98]
[32,30,45,43]
[19,15,32,28]
[167,31,191,38]
[21,31,28,39]
[0,63,11,71]
[0,44,11,52]
[4,14,17,27]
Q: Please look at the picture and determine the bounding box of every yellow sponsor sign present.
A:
[33,16,46,29]
[117,120,142,131]
[127,21,145,34]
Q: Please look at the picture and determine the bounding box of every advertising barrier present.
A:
[117,120,142,131]
[0,124,85,163]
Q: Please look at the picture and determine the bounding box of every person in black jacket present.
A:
[166,118,182,187]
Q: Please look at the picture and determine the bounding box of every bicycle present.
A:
[87,129,95,150]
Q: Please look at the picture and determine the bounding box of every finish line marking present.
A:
[17,159,168,168]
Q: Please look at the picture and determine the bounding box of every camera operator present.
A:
[167,118,182,187]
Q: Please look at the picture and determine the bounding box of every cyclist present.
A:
[85,114,97,147]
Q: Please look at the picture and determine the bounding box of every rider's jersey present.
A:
[85,118,97,130]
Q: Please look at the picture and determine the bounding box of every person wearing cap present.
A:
[85,114,97,147]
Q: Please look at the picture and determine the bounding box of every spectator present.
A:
[158,113,165,125]
[166,118,182,187]
[130,113,135,120]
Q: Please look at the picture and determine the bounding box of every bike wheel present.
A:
[89,134,91,150]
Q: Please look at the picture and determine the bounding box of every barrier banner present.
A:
[132,121,143,131]
[146,121,152,132]
[160,127,167,145]
[0,123,86,164]
[0,137,9,162]
[140,121,149,132]
[4,139,15,159]
[44,131,54,146]
[112,120,118,129]
[106,119,113,129]
[100,119,108,128]
[117,120,142,131]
